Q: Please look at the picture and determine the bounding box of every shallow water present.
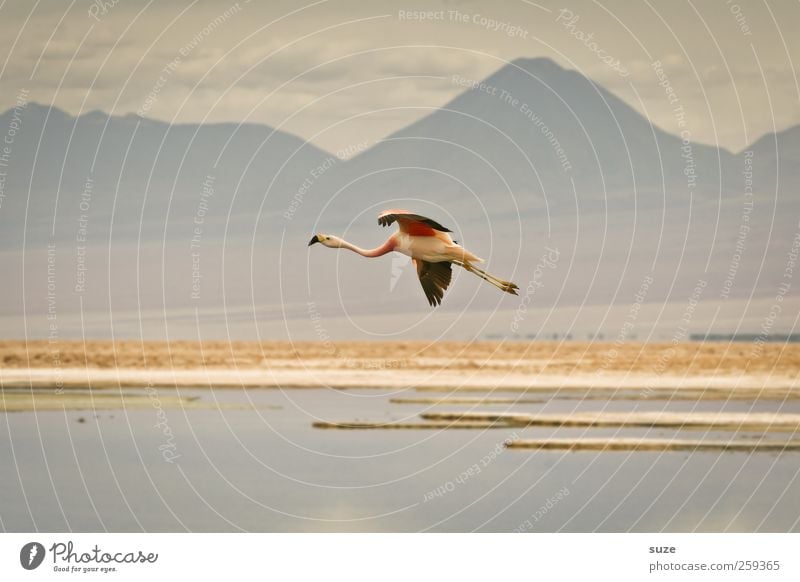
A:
[1,387,798,532]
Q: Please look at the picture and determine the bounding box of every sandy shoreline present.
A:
[1,340,798,391]
[3,339,800,372]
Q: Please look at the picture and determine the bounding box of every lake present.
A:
[1,387,798,532]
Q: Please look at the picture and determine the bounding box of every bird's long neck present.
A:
[338,236,395,258]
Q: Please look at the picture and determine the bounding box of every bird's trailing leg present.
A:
[456,261,519,295]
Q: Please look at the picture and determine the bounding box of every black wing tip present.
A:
[418,261,451,307]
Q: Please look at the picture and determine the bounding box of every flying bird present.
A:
[308,210,519,306]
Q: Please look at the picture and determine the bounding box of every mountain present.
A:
[747,124,800,187]
[315,57,735,224]
[0,58,797,340]
[0,103,332,247]
[2,59,788,247]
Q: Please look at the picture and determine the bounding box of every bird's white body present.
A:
[394,231,484,264]
[394,232,452,262]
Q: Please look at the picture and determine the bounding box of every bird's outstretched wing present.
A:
[415,259,452,306]
[378,210,452,235]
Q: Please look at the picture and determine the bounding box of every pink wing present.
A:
[377,210,452,237]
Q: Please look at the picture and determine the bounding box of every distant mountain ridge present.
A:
[1,58,797,341]
[0,57,794,247]
[324,57,741,230]
[0,102,332,247]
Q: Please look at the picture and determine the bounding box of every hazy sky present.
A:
[1,0,798,153]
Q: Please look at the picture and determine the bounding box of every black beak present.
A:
[308,235,320,247]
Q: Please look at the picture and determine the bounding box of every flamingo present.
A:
[308,210,519,306]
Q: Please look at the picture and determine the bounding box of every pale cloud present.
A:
[0,0,797,153]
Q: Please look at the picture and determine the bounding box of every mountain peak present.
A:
[510,56,566,73]
[5,101,53,115]
[1,102,71,124]
[483,57,574,87]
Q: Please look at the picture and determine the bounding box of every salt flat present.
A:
[1,340,798,395]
